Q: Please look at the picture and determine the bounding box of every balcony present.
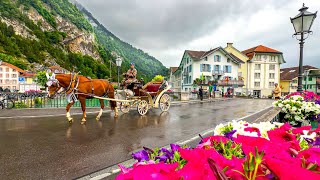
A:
[217,80,244,86]
[212,70,224,76]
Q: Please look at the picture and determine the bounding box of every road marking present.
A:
[77,104,273,180]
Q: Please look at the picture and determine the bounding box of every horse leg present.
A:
[66,101,75,124]
[96,99,104,121]
[114,105,119,118]
[79,98,87,125]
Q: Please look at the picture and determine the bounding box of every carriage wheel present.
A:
[120,102,131,113]
[137,100,148,115]
[159,94,170,112]
[114,93,122,108]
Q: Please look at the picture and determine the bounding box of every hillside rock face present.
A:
[24,7,54,31]
[0,17,37,40]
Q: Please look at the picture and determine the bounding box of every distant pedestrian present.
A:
[208,83,213,99]
[222,87,224,98]
[199,86,203,101]
[273,83,281,100]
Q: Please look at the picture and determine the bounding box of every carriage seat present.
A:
[144,83,162,97]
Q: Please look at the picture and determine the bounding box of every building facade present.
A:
[0,61,24,91]
[174,47,244,92]
[240,45,285,98]
[280,66,319,95]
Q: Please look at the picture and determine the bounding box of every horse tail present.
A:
[107,83,117,110]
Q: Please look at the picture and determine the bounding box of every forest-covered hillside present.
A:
[0,0,168,81]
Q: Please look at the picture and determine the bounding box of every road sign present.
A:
[18,77,25,82]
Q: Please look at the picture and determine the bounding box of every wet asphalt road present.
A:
[0,99,273,180]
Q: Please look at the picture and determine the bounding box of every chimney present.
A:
[227,43,233,47]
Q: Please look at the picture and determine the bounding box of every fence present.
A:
[167,91,209,101]
[1,93,108,109]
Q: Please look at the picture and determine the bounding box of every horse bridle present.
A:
[47,78,62,97]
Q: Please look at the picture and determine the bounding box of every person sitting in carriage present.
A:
[121,62,138,89]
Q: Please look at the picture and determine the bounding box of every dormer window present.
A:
[204,57,208,61]
[214,55,221,62]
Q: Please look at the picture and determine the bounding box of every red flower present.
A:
[244,127,261,136]
[267,128,296,143]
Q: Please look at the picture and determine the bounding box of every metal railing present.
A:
[0,92,108,109]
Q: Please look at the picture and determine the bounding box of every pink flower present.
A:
[116,162,179,180]
[265,156,320,180]
[244,127,261,136]
[267,128,296,143]
[298,148,320,164]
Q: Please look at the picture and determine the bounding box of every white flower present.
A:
[299,130,317,142]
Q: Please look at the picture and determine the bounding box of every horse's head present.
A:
[46,72,61,99]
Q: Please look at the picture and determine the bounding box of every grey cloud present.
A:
[77,0,319,68]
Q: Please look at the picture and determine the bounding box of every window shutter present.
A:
[223,66,226,73]
[200,64,202,72]
[209,65,212,72]
[229,66,232,73]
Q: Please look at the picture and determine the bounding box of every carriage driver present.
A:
[125,62,138,85]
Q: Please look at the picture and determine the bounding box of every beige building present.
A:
[0,61,24,91]
[242,45,286,98]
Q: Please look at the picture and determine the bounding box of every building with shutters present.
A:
[173,46,244,92]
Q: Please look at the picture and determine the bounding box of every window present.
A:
[269,64,275,70]
[254,73,261,79]
[0,74,2,78]
[308,77,312,81]
[200,64,211,72]
[269,82,274,88]
[12,69,16,72]
[13,86,16,90]
[0,80,2,83]
[292,80,298,83]
[189,76,191,84]
[270,56,276,62]
[255,64,261,70]
[227,58,230,63]
[304,76,306,81]
[224,65,232,73]
[269,73,275,79]
[13,80,17,84]
[189,65,192,72]
[6,68,9,72]
[255,55,261,61]
[6,74,9,78]
[0,67,2,72]
[254,82,260,87]
[214,65,220,72]
[214,55,221,62]
[12,74,17,78]
[204,57,208,61]
[5,79,9,84]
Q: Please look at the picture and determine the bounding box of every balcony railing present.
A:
[212,70,224,75]
[217,80,244,86]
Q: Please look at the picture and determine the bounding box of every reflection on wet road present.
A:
[0,99,273,179]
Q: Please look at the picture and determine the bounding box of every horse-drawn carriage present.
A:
[115,80,171,115]
[45,71,171,124]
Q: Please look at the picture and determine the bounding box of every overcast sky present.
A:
[77,0,320,68]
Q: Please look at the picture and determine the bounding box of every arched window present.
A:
[214,55,221,62]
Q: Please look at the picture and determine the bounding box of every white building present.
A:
[241,45,285,98]
[0,61,24,91]
[173,47,244,92]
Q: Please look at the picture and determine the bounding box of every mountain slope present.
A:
[0,0,167,81]
[73,1,169,80]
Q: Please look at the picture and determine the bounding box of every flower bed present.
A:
[273,91,320,128]
[116,121,320,180]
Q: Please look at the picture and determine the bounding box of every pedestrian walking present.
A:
[208,83,213,99]
[199,86,203,101]
[222,87,225,98]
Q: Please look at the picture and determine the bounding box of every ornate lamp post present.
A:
[116,56,123,87]
[290,3,317,93]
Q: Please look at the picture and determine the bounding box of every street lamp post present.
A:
[290,3,317,93]
[116,56,123,87]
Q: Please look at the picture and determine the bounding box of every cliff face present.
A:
[0,0,167,80]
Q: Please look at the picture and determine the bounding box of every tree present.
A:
[34,71,47,87]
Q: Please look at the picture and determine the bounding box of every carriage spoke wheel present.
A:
[137,100,148,115]
[159,94,170,112]
[120,102,131,113]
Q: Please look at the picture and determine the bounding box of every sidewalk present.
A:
[0,98,230,118]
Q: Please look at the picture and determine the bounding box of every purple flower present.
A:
[170,144,180,152]
[304,138,314,144]
[158,147,173,159]
[155,155,168,162]
[312,137,320,147]
[132,150,149,162]
[224,130,237,140]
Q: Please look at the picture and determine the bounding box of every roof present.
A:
[0,61,25,72]
[229,53,245,63]
[280,65,318,81]
[169,67,178,73]
[185,50,206,59]
[21,72,36,77]
[242,45,282,55]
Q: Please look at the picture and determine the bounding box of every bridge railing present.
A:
[1,92,108,108]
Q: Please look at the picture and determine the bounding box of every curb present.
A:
[76,104,273,180]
